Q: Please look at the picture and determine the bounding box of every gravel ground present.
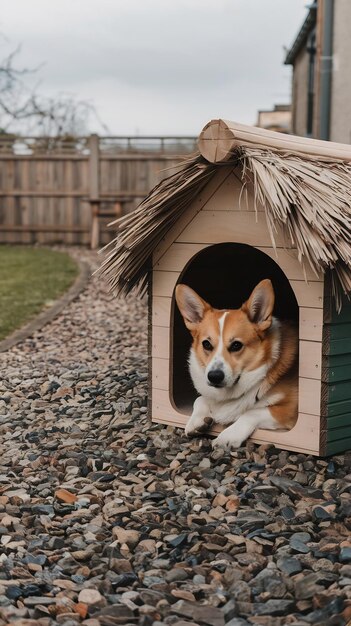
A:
[0,249,350,626]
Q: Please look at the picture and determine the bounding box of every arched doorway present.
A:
[171,242,299,412]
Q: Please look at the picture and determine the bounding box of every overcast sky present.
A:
[1,0,308,135]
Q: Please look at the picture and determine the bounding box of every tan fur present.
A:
[256,323,298,428]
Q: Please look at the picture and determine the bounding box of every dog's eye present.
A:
[202,340,213,351]
[228,340,243,352]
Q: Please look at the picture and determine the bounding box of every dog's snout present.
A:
[207,369,225,386]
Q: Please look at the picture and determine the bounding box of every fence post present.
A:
[89,134,100,249]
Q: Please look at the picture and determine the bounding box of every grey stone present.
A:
[143,576,166,587]
[192,574,206,584]
[294,573,325,599]
[171,600,225,626]
[165,568,188,583]
[22,596,56,606]
[250,569,286,597]
[277,556,302,576]
[222,598,236,621]
[340,547,351,563]
[290,532,311,553]
[253,599,295,615]
[228,581,251,603]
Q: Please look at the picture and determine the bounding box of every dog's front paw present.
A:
[185,415,213,437]
[212,429,244,449]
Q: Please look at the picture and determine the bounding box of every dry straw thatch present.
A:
[99,155,217,295]
[99,142,351,308]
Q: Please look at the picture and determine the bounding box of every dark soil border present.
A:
[0,258,91,353]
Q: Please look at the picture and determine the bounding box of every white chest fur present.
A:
[189,349,272,426]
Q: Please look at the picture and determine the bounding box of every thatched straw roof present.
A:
[99,120,351,307]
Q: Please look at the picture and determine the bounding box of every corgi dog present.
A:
[175,279,298,448]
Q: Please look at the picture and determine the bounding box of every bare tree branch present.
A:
[0,44,107,138]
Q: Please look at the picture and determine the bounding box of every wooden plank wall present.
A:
[0,137,185,245]
[151,170,325,455]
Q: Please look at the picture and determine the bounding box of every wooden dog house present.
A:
[101,120,351,456]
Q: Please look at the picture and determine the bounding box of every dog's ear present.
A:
[175,284,210,331]
[242,279,275,331]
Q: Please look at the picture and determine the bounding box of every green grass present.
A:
[0,246,79,340]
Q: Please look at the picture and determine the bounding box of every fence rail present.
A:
[0,134,197,156]
[0,134,197,246]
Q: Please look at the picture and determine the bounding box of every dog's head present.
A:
[175,279,275,394]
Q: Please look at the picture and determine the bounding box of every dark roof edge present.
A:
[284,5,317,65]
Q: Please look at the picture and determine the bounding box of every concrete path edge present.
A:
[0,258,91,353]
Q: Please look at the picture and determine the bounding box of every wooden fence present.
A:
[0,135,197,247]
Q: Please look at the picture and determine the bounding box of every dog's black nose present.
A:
[207,369,225,386]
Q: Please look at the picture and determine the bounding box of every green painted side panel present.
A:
[327,426,351,442]
[326,437,351,455]
[327,353,351,367]
[327,398,351,417]
[326,338,351,356]
[325,413,351,428]
[329,323,351,340]
[327,381,351,403]
[323,364,351,383]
